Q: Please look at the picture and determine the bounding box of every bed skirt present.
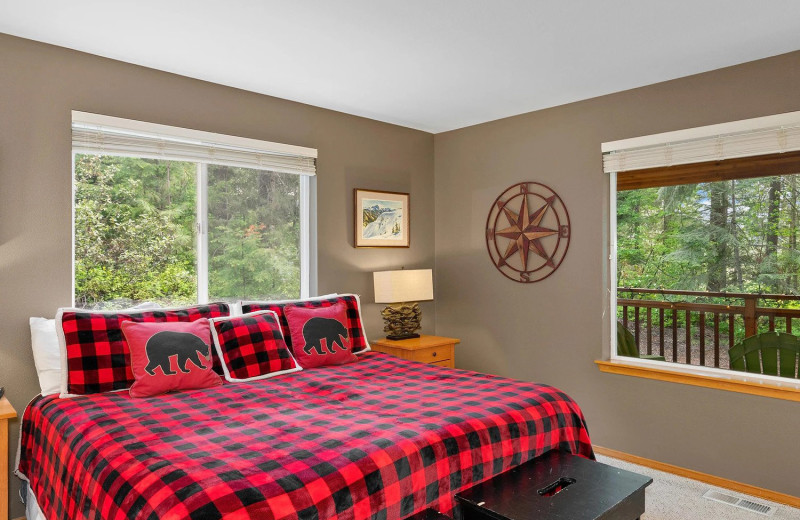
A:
[24,482,47,520]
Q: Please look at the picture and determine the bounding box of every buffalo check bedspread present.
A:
[17,352,594,520]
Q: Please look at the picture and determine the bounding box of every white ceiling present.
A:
[2,1,799,133]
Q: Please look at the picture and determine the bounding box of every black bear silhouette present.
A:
[144,331,210,376]
[302,318,349,355]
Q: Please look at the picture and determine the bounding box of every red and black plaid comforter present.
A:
[18,353,593,520]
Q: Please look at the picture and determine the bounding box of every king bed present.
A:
[17,352,593,519]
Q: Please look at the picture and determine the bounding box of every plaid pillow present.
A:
[241,294,370,354]
[209,311,301,381]
[57,303,230,396]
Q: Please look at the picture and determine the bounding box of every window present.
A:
[617,171,800,368]
[603,111,800,390]
[72,112,316,309]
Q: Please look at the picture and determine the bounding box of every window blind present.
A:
[603,116,800,174]
[72,115,316,176]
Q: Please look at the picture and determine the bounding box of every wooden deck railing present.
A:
[618,288,800,369]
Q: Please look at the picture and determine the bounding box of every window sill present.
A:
[595,359,800,402]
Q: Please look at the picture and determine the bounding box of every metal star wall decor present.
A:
[485,182,571,283]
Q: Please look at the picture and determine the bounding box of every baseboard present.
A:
[593,446,800,509]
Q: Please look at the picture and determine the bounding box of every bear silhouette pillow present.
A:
[284,303,358,368]
[121,319,222,398]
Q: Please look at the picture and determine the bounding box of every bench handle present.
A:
[537,477,576,497]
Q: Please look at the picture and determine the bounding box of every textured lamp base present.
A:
[381,302,422,339]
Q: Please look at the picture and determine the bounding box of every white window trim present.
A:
[196,163,210,303]
[299,175,311,299]
[71,113,315,305]
[604,114,800,392]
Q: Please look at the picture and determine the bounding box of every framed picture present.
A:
[354,189,410,248]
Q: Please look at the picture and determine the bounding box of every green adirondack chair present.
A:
[729,332,800,378]
[616,322,666,361]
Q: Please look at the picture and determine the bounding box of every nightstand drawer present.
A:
[430,359,454,368]
[411,345,452,364]
[371,335,460,368]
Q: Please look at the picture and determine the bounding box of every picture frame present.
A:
[354,189,410,248]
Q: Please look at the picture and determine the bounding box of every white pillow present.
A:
[29,318,62,396]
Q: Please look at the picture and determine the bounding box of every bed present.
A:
[17,352,593,520]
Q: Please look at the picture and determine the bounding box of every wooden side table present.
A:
[0,397,17,520]
[371,335,459,368]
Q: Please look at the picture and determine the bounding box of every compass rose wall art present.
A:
[485,182,571,283]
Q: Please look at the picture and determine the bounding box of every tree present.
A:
[206,164,301,301]
[616,174,800,299]
[761,178,782,292]
[74,155,197,308]
[789,175,798,291]
[707,181,729,291]
[730,180,744,290]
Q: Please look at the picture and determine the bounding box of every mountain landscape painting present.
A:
[354,189,409,247]
[362,199,402,239]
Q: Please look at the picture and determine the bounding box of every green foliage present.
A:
[617,175,800,303]
[74,155,301,309]
[74,155,197,308]
[207,164,300,300]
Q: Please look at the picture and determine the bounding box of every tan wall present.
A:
[0,33,434,518]
[434,51,800,498]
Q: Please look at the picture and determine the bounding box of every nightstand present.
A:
[0,397,17,520]
[371,335,459,368]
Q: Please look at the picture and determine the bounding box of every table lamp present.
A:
[373,269,433,340]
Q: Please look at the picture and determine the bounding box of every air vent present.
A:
[704,490,738,504]
[702,490,775,516]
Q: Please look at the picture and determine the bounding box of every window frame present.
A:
[603,112,800,397]
[70,114,315,306]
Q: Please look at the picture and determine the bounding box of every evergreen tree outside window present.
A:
[617,174,800,296]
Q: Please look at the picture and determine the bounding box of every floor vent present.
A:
[702,490,775,516]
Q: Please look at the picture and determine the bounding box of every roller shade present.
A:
[603,111,800,174]
[72,113,316,176]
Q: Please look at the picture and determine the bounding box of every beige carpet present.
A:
[596,455,800,519]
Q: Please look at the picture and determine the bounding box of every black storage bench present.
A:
[454,450,652,520]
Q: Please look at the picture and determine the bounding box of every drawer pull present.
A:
[432,351,437,357]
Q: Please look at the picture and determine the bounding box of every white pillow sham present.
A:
[29,318,62,396]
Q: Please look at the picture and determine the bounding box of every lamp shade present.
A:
[373,269,433,303]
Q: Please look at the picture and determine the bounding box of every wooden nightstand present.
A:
[0,397,17,520]
[371,335,459,368]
